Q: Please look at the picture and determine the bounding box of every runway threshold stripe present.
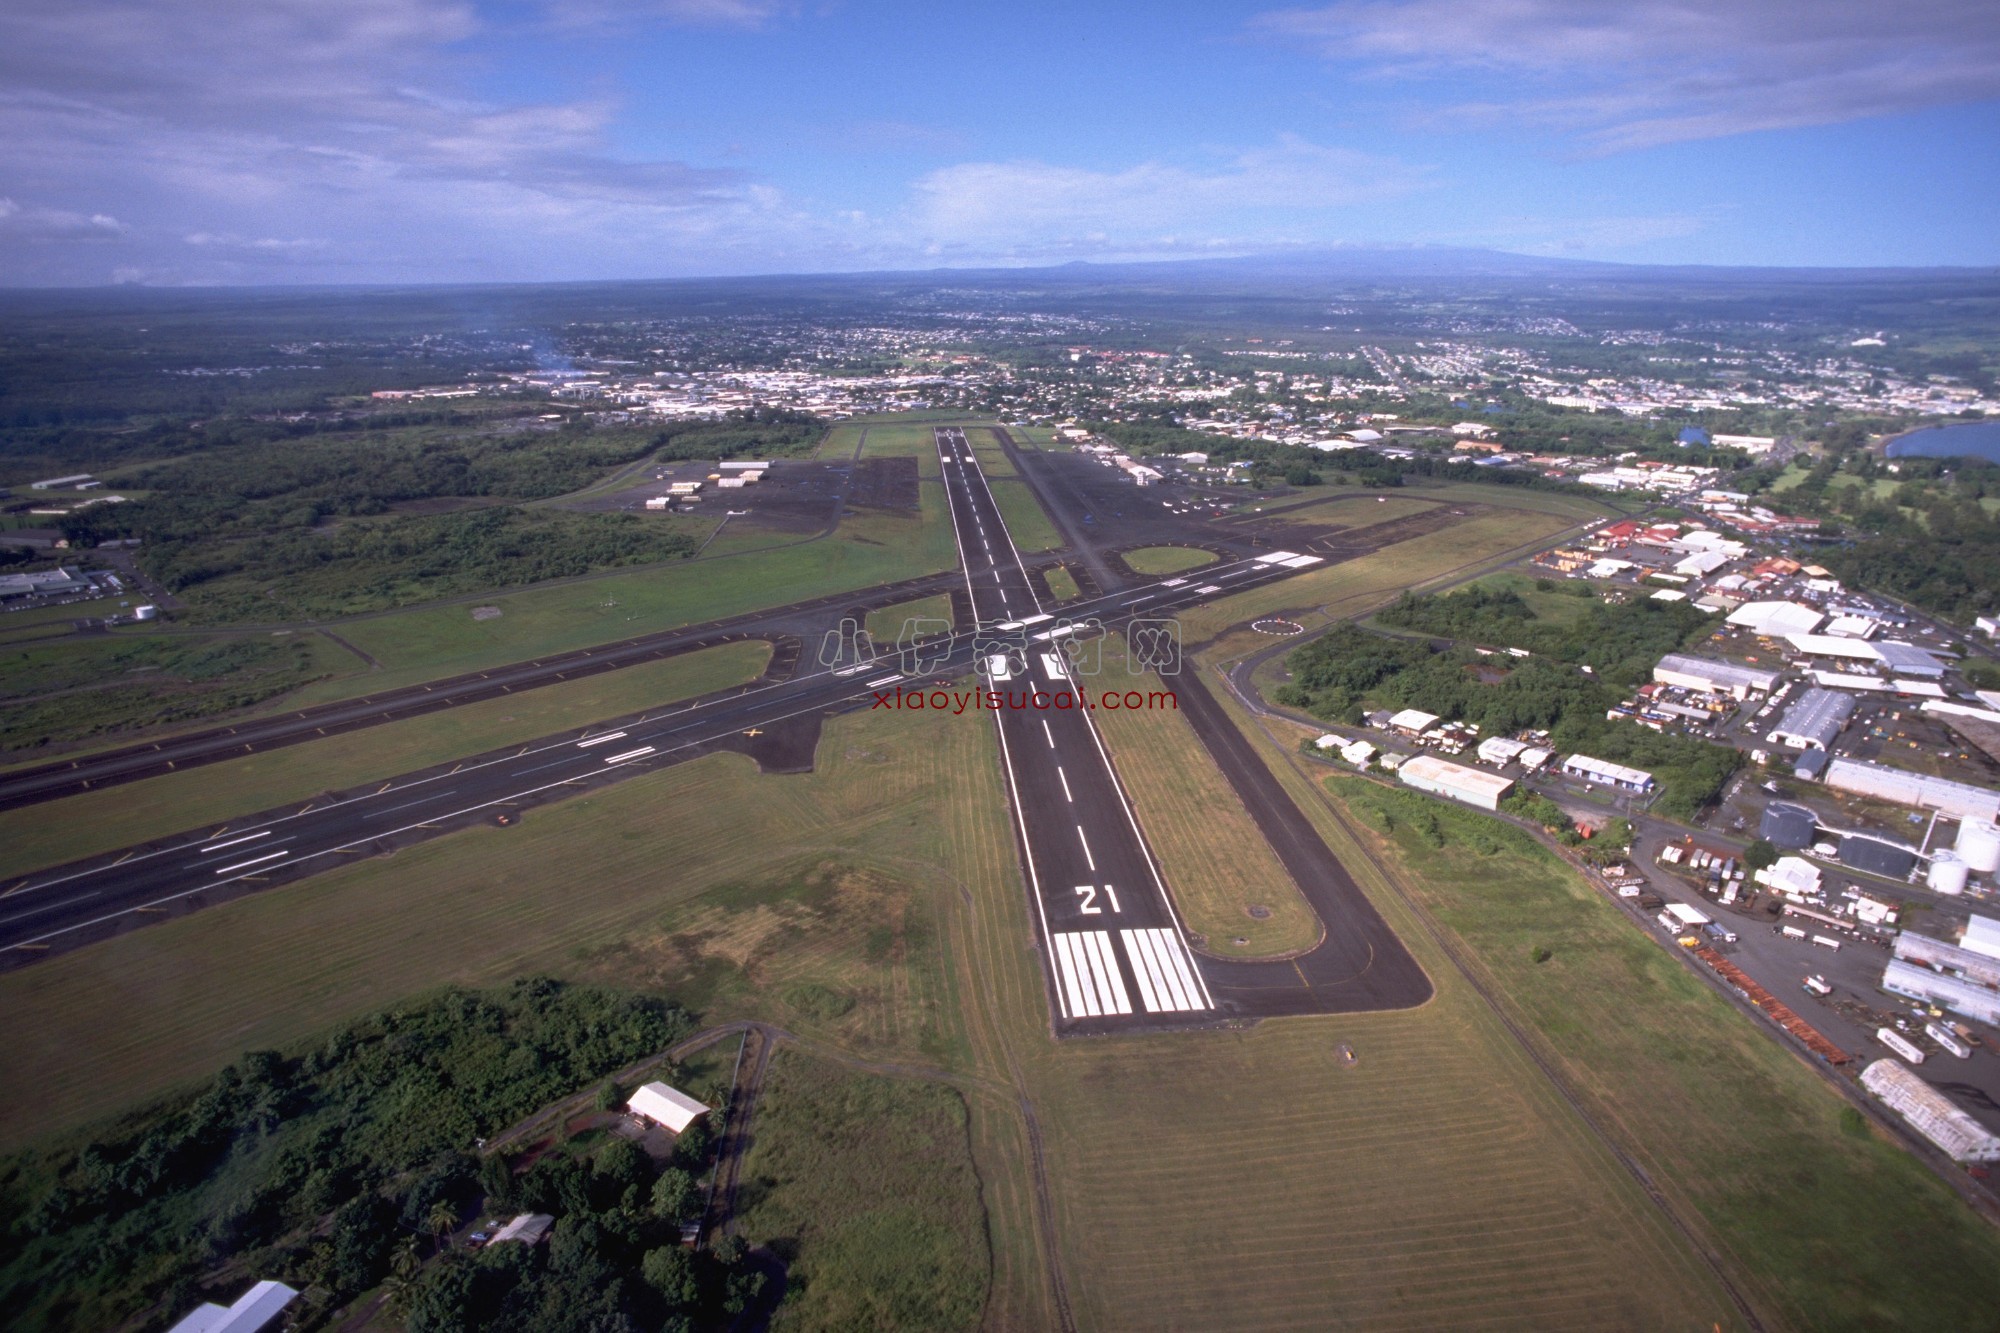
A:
[1081,930,1133,1015]
[1124,929,1182,1010]
[1123,931,1164,1012]
[1052,932,1096,1017]
[1157,930,1210,1011]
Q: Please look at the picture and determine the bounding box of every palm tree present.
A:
[381,1237,426,1315]
[427,1200,459,1255]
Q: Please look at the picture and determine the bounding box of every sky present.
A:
[1,0,1997,285]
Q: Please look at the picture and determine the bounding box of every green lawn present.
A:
[864,593,956,651]
[1120,546,1218,576]
[1043,565,1081,601]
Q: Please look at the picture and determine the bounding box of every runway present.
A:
[938,428,1431,1033]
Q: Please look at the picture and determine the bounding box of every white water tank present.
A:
[1956,818,2000,874]
[134,604,158,621]
[1928,854,1969,896]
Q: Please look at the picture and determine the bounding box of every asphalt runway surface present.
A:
[939,427,1431,1033]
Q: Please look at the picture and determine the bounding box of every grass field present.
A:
[1317,774,2000,1330]
[984,476,1063,553]
[865,593,956,648]
[1405,479,1628,520]
[1120,546,1217,576]
[735,1051,990,1330]
[0,639,771,879]
[1043,565,1081,601]
[1091,635,1318,957]
[0,629,360,757]
[1250,494,1439,528]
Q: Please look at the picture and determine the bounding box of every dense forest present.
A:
[1277,594,1741,819]
[0,979,729,1333]
[1375,584,1716,684]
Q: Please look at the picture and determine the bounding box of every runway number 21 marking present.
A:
[1075,884,1122,915]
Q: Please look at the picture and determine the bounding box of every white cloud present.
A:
[907,136,1429,259]
[1257,0,2000,150]
[0,0,793,283]
[0,198,129,241]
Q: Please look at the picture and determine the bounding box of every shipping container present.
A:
[1812,935,1842,950]
[1781,925,1808,940]
[1926,1023,1972,1059]
[1876,1028,1925,1063]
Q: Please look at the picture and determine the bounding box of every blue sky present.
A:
[1,0,1996,284]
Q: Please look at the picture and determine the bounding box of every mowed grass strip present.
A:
[1120,546,1217,576]
[1177,506,1574,643]
[984,476,1062,553]
[864,593,956,648]
[1322,776,2000,1330]
[1043,565,1081,601]
[1021,1016,1734,1330]
[1091,635,1318,957]
[1252,493,1439,528]
[0,639,771,880]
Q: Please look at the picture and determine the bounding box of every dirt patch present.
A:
[471,605,503,621]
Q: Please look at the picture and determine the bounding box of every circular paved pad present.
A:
[1251,618,1306,636]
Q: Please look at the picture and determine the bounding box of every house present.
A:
[490,1213,556,1246]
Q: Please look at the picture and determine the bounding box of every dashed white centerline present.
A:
[198,831,271,854]
[1042,720,1055,748]
[1057,767,1073,802]
[214,850,288,875]
[1076,825,1096,872]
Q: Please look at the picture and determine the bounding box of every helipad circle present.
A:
[1252,618,1306,636]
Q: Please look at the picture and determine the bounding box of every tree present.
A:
[650,1168,695,1222]
[641,1245,699,1309]
[1744,839,1779,871]
[428,1199,460,1254]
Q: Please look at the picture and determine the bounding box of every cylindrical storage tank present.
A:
[1955,818,2000,874]
[1928,854,1969,896]
[134,605,158,621]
